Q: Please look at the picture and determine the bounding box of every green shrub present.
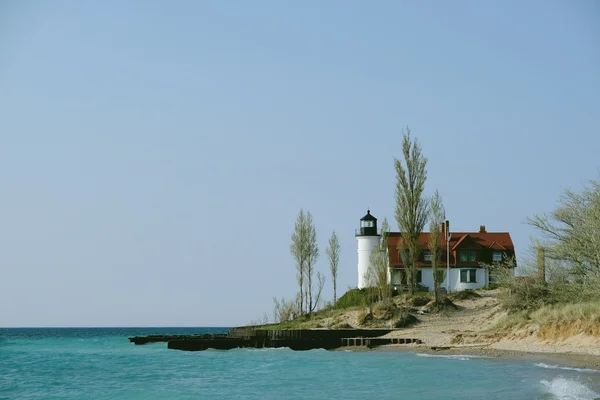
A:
[502,281,551,311]
[336,288,378,309]
[373,299,396,311]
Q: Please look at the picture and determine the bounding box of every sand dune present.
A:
[376,289,600,368]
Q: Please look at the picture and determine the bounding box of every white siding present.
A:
[399,267,490,292]
[446,268,488,292]
[418,268,434,291]
[357,235,381,289]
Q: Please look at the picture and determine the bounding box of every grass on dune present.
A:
[493,301,600,339]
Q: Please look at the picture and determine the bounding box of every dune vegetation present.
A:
[487,176,600,342]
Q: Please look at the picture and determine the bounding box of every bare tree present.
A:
[290,209,308,315]
[394,128,429,295]
[428,190,446,304]
[326,230,340,306]
[272,297,297,323]
[311,271,326,313]
[479,177,600,312]
[305,211,320,315]
[365,218,391,303]
[526,177,600,278]
[248,312,270,327]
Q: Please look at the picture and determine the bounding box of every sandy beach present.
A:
[375,344,600,371]
[345,290,600,369]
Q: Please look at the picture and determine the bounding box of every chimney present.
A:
[537,246,546,283]
[479,225,486,233]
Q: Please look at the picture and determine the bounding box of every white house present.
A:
[356,210,515,292]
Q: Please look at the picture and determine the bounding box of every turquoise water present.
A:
[1,328,600,400]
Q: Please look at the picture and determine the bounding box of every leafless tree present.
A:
[305,211,320,314]
[272,297,297,323]
[310,271,326,313]
[527,177,600,278]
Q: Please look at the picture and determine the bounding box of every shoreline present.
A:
[372,344,600,371]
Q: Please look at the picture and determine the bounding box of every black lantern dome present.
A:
[357,209,378,236]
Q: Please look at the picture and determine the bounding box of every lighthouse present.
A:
[356,210,381,289]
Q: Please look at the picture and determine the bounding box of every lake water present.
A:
[1,328,599,399]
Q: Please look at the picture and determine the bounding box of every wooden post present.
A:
[537,246,545,283]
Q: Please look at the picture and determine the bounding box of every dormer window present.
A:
[423,251,432,263]
[459,251,477,262]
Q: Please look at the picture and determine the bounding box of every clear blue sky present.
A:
[1,1,598,327]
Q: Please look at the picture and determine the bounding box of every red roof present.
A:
[388,231,513,249]
[386,230,514,267]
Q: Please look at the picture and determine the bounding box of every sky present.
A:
[1,1,599,327]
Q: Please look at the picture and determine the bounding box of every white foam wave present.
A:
[253,347,291,351]
[204,347,291,353]
[239,347,291,352]
[536,363,600,374]
[541,377,600,400]
[416,353,486,361]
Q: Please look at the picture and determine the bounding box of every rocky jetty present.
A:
[129,328,422,351]
[128,333,227,345]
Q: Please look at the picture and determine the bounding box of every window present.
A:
[392,270,407,287]
[416,270,423,283]
[459,251,477,262]
[361,220,374,228]
[392,270,403,285]
[492,251,503,262]
[460,269,477,283]
[423,251,431,263]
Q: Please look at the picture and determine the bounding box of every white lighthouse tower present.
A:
[356,210,381,289]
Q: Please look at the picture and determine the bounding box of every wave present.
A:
[540,377,600,400]
[210,347,331,353]
[415,353,487,361]
[248,347,294,352]
[535,363,600,374]
[206,347,292,353]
